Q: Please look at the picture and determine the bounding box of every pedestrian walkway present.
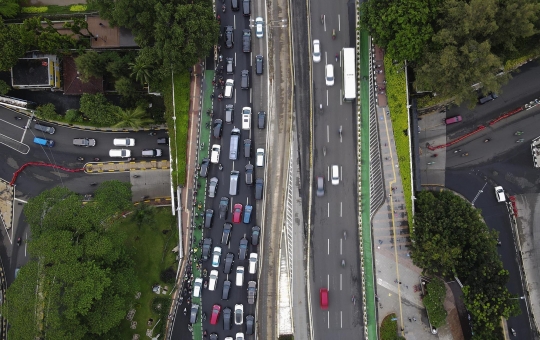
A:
[84,160,170,173]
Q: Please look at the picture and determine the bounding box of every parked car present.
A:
[243,205,253,224]
[193,277,203,297]
[251,226,260,246]
[445,115,462,125]
[211,145,221,164]
[222,223,233,244]
[238,237,248,260]
[232,203,243,224]
[219,197,229,219]
[204,209,214,228]
[73,138,96,147]
[209,177,219,198]
[212,246,222,267]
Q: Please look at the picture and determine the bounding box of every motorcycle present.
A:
[203,280,208,289]
[335,53,339,62]
[511,328,516,336]
[202,268,207,277]
[341,259,345,267]
[321,15,325,24]
[484,139,491,143]
[127,157,136,161]
[323,146,326,157]
[461,153,469,157]
[90,182,98,186]
[16,237,21,246]
[93,157,100,162]
[453,149,462,153]
[427,161,435,165]
[431,154,438,158]
[516,139,524,143]
[514,131,523,136]
[343,231,347,240]
[77,157,85,161]
[149,132,157,136]
[14,116,22,120]
[133,175,141,178]
[218,163,223,171]
[332,29,336,40]
[222,4,226,12]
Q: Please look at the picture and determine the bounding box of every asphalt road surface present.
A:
[170,5,269,339]
[310,2,363,339]
[444,107,540,339]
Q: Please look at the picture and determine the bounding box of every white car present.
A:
[331,165,339,185]
[248,253,258,274]
[211,144,221,164]
[255,17,264,38]
[494,186,506,202]
[242,107,252,130]
[256,148,265,167]
[211,246,222,267]
[193,277,203,297]
[224,79,234,98]
[325,64,334,86]
[209,270,218,291]
[235,333,245,340]
[312,39,321,63]
[109,149,131,158]
[113,138,135,146]
[234,304,244,325]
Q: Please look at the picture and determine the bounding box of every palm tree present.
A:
[112,106,154,128]
[129,58,152,86]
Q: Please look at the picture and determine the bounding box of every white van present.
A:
[229,171,239,196]
[229,128,240,160]
[331,165,339,185]
[113,138,135,146]
[109,149,131,158]
[236,266,245,286]
[211,144,221,164]
[209,270,219,291]
[242,107,251,130]
[224,79,234,98]
[248,253,258,274]
[193,277,203,297]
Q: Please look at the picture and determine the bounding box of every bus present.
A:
[342,48,356,101]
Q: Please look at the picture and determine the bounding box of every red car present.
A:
[319,288,328,310]
[210,304,221,325]
[232,203,243,224]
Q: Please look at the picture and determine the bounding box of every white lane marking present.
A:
[328,311,330,328]
[327,239,329,255]
[340,310,343,328]
[340,273,342,290]
[327,202,330,218]
[340,165,342,182]
[327,274,329,290]
[340,238,342,255]
[338,15,341,31]
[326,125,329,143]
[340,202,342,217]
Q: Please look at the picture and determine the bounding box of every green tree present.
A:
[63,17,93,38]
[36,103,60,120]
[0,17,28,71]
[0,0,19,18]
[112,105,153,128]
[360,0,438,61]
[65,109,83,123]
[106,51,135,79]
[79,93,121,126]
[114,77,137,99]
[4,186,136,339]
[131,203,156,229]
[129,56,152,85]
[75,51,108,82]
[0,79,11,95]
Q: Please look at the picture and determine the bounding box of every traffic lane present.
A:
[0,114,31,142]
[445,108,540,169]
[446,62,540,137]
[445,169,532,339]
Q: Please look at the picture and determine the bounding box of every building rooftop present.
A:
[11,58,50,86]
[63,57,103,95]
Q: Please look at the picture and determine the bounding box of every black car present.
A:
[223,307,233,330]
[202,238,212,260]
[224,252,235,274]
[231,0,239,11]
[255,55,264,75]
[222,280,231,300]
[241,69,250,89]
[204,209,214,228]
[200,158,210,178]
[213,119,223,138]
[225,26,234,48]
[242,29,251,53]
[244,139,251,158]
[246,314,255,335]
[242,0,250,16]
[251,226,260,246]
[238,237,248,260]
[222,222,233,244]
[255,178,264,200]
[258,111,266,129]
[245,163,254,185]
[190,303,199,324]
[157,137,168,145]
[219,197,229,219]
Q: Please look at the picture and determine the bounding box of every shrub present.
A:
[151,297,171,316]
[21,6,48,13]
[380,313,400,340]
[384,55,413,229]
[69,4,87,12]
[36,103,60,120]
[423,278,447,328]
[65,109,83,123]
[160,267,176,284]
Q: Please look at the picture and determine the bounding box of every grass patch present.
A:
[380,313,405,340]
[163,71,190,187]
[384,55,413,230]
[115,207,178,338]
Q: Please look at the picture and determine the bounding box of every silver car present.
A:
[209,177,218,198]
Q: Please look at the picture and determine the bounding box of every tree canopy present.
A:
[361,0,540,104]
[412,190,520,339]
[4,183,136,339]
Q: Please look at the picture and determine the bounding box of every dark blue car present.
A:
[243,205,253,224]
